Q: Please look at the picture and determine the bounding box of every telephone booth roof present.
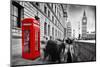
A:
[22,18,40,25]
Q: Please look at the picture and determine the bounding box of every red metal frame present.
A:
[22,18,40,60]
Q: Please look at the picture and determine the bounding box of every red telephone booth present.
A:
[22,18,40,60]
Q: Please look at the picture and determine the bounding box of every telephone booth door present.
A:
[33,23,40,58]
[22,18,40,60]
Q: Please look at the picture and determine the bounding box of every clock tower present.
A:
[82,10,87,39]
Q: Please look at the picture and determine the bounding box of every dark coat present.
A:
[67,48,72,63]
[58,42,65,54]
[45,40,60,62]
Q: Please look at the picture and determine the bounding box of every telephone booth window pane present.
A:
[24,30,30,53]
[35,31,38,50]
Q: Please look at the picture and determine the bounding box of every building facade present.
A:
[82,10,87,40]
[86,31,96,40]
[66,21,72,38]
[73,29,75,39]
[11,1,67,41]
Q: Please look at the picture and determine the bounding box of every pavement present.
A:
[11,38,50,66]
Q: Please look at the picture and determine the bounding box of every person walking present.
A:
[64,38,73,63]
[43,38,60,63]
[56,39,65,62]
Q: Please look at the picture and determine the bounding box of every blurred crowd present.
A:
[41,37,75,63]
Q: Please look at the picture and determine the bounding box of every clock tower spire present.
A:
[82,10,87,39]
[83,10,86,17]
[82,10,87,23]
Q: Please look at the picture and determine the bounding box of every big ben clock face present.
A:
[83,19,86,23]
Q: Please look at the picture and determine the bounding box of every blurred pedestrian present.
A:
[55,39,66,62]
[65,38,73,63]
[43,38,60,63]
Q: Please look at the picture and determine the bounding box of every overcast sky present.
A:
[66,4,96,38]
